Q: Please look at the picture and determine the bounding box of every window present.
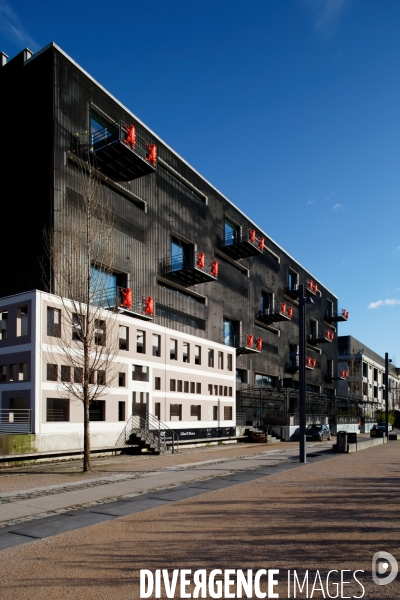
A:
[362,362,368,377]
[154,377,161,390]
[119,326,129,350]
[190,382,195,394]
[374,386,378,399]
[47,307,61,337]
[288,270,298,292]
[213,406,218,420]
[136,330,145,354]
[72,313,84,341]
[373,368,378,382]
[227,354,233,372]
[170,404,182,421]
[184,381,189,393]
[16,305,29,337]
[236,369,248,384]
[0,365,6,382]
[190,405,201,420]
[118,372,126,387]
[170,379,176,392]
[183,342,190,363]
[214,385,218,395]
[327,299,334,319]
[0,311,8,340]
[362,381,368,396]
[194,345,201,365]
[47,398,70,422]
[152,334,161,357]
[208,384,213,395]
[18,363,28,381]
[97,370,106,385]
[47,364,58,382]
[309,319,318,341]
[224,406,233,420]
[255,373,273,387]
[219,385,223,396]
[327,360,334,379]
[218,352,224,370]
[89,400,105,421]
[170,339,177,360]
[260,290,273,316]
[154,402,161,420]
[224,218,239,245]
[74,367,83,383]
[171,236,193,272]
[229,387,233,397]
[289,344,299,370]
[93,320,105,346]
[61,365,71,383]
[208,349,214,368]
[224,386,227,396]
[177,380,183,392]
[118,401,126,421]
[132,391,149,405]
[132,365,149,382]
[223,317,239,347]
[196,382,201,394]
[9,364,17,382]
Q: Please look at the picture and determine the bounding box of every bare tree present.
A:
[44,158,121,472]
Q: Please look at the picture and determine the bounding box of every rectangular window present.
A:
[260,290,274,316]
[46,398,70,422]
[9,364,17,382]
[190,405,201,420]
[170,339,177,360]
[183,342,190,363]
[224,218,239,246]
[362,362,368,377]
[118,372,126,387]
[18,363,28,381]
[118,401,126,421]
[224,386,227,396]
[152,334,161,357]
[89,400,105,421]
[132,365,149,382]
[119,326,129,350]
[194,345,201,365]
[16,305,29,337]
[94,320,106,346]
[214,385,218,395]
[373,368,378,382]
[229,387,233,397]
[327,360,334,378]
[177,380,183,392]
[97,370,106,385]
[190,381,195,394]
[227,354,233,372]
[184,381,189,393]
[255,373,273,387]
[61,365,71,383]
[170,379,176,392]
[0,365,6,382]
[72,313,84,342]
[155,377,161,390]
[46,363,58,382]
[218,352,224,370]
[155,402,161,420]
[288,270,298,292]
[196,382,201,394]
[219,385,223,396]
[0,311,8,340]
[309,319,318,341]
[74,367,83,383]
[213,405,218,420]
[236,369,248,384]
[362,381,368,396]
[47,307,61,337]
[208,349,214,368]
[224,406,233,420]
[327,299,334,319]
[170,403,182,421]
[136,330,145,354]
[208,384,213,395]
[223,317,238,347]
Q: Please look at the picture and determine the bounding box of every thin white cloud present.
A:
[307,199,315,205]
[332,203,344,212]
[305,0,347,39]
[0,1,39,51]
[368,299,400,310]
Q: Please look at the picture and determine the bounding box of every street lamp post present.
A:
[298,284,313,463]
[384,353,391,440]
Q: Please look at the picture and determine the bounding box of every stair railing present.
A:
[116,411,179,453]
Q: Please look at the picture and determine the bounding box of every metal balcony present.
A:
[327,369,349,382]
[95,286,154,320]
[255,302,293,325]
[159,253,218,287]
[305,356,317,370]
[218,229,264,260]
[325,308,350,323]
[286,280,319,300]
[235,334,262,356]
[89,121,157,182]
[309,330,335,345]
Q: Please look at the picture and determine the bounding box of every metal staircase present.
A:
[117,411,179,454]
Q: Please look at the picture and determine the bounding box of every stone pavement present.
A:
[0,441,400,599]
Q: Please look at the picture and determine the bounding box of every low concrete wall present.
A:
[360,422,377,433]
[0,430,123,456]
[348,437,387,453]
[331,424,360,435]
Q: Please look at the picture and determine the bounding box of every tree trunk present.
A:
[83,397,91,472]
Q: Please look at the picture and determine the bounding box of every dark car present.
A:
[372,423,392,433]
[305,424,331,441]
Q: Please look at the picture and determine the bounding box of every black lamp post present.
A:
[384,353,392,440]
[298,283,313,463]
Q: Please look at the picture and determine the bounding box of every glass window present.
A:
[61,365,71,382]
[119,326,129,350]
[236,369,248,384]
[94,320,106,346]
[16,306,28,337]
[260,290,273,315]
[227,354,233,372]
[224,218,238,246]
[190,405,201,420]
[152,334,161,357]
[224,406,233,420]
[89,400,105,421]
[72,313,84,342]
[136,330,145,353]
[171,238,184,271]
[90,265,118,307]
[170,339,177,360]
[74,367,83,383]
[208,349,214,368]
[18,363,28,381]
[119,372,126,387]
[218,351,224,369]
[196,382,201,394]
[97,370,106,385]
[223,317,238,347]
[190,382,195,393]
[118,401,126,421]
[170,404,182,421]
[184,381,189,393]
[0,365,6,382]
[213,406,218,420]
[183,342,190,363]
[170,379,176,391]
[47,398,70,422]
[177,380,183,392]
[132,365,149,382]
[208,384,213,395]
[194,345,201,365]
[255,373,273,387]
[288,270,298,292]
[0,311,8,340]
[47,364,58,382]
[47,307,61,337]
[155,377,161,390]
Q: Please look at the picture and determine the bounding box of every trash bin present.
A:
[337,430,348,453]
[347,432,357,450]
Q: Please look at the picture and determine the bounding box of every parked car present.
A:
[305,424,331,441]
[374,423,392,432]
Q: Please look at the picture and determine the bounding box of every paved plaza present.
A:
[0,441,399,599]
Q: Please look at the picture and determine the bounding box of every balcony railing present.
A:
[159,253,218,287]
[0,409,32,434]
[255,301,293,325]
[94,286,154,320]
[327,369,349,382]
[305,356,317,370]
[218,228,264,260]
[285,279,319,300]
[325,308,350,323]
[87,120,157,182]
[222,334,262,355]
[309,329,335,344]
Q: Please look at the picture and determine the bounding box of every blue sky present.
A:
[1,0,400,362]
